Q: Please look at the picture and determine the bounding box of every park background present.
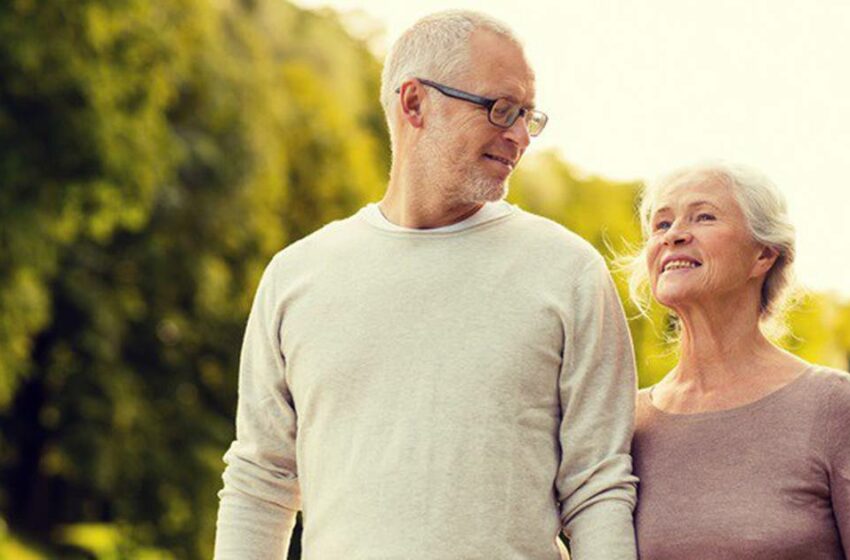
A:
[1,1,848,558]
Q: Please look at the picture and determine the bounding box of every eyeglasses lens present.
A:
[527,112,547,137]
[490,99,521,128]
[489,98,547,137]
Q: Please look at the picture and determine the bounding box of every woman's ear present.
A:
[751,245,779,279]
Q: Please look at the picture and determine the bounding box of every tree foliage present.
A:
[1,0,387,557]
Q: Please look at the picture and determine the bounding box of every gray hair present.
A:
[624,162,798,336]
[380,10,521,139]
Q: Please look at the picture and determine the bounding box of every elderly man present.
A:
[214,10,637,560]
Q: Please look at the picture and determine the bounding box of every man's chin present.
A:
[480,181,509,203]
[484,191,507,204]
[464,177,508,204]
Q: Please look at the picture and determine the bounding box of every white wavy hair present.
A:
[623,161,799,337]
[380,10,521,143]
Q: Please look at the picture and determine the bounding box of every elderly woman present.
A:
[629,162,850,559]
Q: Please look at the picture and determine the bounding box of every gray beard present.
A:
[416,152,509,206]
[459,170,509,204]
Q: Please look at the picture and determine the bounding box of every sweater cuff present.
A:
[214,491,298,559]
[564,499,636,560]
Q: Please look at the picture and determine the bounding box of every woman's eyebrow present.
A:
[688,200,721,211]
[653,200,720,215]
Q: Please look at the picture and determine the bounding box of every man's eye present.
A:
[492,104,511,118]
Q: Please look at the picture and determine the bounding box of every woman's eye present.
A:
[696,213,716,222]
[653,220,671,231]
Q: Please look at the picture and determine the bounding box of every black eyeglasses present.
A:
[396,78,548,137]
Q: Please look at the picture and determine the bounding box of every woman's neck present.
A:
[654,300,807,412]
[675,317,778,391]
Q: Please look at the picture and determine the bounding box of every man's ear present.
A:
[751,245,779,278]
[398,80,425,128]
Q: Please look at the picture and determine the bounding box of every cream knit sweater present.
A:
[214,204,638,559]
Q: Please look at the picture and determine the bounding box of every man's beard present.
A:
[417,133,510,206]
[456,166,509,204]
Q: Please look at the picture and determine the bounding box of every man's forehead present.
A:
[466,30,536,103]
[476,69,536,107]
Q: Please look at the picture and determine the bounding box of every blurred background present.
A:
[1,1,847,558]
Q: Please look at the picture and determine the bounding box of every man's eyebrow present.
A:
[509,95,535,109]
[488,91,535,109]
[512,97,536,110]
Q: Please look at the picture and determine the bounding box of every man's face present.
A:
[422,30,536,205]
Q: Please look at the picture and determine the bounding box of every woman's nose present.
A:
[662,223,693,246]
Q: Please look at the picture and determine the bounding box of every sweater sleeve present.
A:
[556,255,638,560]
[826,371,850,557]
[214,255,300,559]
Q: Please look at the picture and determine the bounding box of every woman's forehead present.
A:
[652,175,737,212]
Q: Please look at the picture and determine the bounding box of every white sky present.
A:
[295,0,850,298]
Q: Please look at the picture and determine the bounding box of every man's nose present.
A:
[503,117,531,151]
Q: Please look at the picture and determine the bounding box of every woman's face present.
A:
[646,177,768,314]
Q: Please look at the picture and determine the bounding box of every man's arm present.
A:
[214,255,300,559]
[556,254,638,560]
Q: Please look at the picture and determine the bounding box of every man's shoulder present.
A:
[272,211,364,265]
[509,207,605,266]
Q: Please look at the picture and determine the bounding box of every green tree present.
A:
[1,1,387,557]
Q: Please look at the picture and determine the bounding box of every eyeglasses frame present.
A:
[395,78,548,137]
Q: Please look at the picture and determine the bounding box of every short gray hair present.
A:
[624,162,798,336]
[380,10,521,136]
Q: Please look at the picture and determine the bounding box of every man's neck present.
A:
[379,165,484,229]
